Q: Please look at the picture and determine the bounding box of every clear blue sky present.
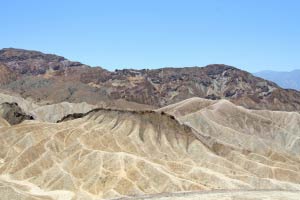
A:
[1,0,299,72]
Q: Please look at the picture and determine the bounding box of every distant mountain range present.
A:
[1,48,300,112]
[254,70,300,91]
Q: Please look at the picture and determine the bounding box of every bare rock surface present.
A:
[1,48,300,112]
[0,102,34,125]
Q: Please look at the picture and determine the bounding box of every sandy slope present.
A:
[0,116,10,127]
[0,97,300,199]
[0,93,155,123]
[113,190,300,200]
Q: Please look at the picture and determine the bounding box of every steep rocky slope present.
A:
[0,64,17,85]
[1,98,300,199]
[1,48,300,111]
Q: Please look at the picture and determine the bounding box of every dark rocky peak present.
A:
[0,48,89,76]
[0,48,66,62]
[0,102,34,125]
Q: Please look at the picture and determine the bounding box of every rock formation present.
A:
[0,102,34,125]
[1,48,300,112]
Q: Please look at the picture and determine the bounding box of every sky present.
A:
[0,0,299,72]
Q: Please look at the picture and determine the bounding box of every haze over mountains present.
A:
[255,70,300,91]
[0,48,300,199]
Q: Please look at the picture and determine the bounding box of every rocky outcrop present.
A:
[0,102,34,125]
[0,48,88,76]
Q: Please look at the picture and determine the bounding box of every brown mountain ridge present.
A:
[1,48,300,111]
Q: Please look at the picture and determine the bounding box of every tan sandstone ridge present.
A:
[0,96,300,199]
[0,92,97,123]
[0,92,155,124]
